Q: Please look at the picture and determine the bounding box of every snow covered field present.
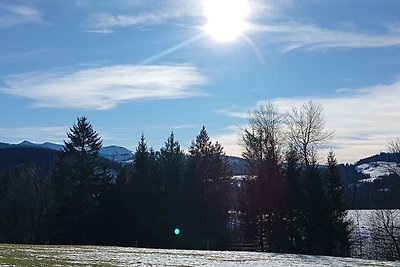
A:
[0,244,399,266]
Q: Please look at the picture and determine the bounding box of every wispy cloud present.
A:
[87,12,170,31]
[249,0,293,19]
[212,127,244,158]
[171,124,199,130]
[218,80,400,163]
[249,22,400,52]
[0,49,50,62]
[86,0,200,32]
[0,64,208,110]
[0,4,44,28]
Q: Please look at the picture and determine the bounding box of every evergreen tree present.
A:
[0,163,51,244]
[128,134,150,245]
[50,116,111,244]
[297,151,350,256]
[186,126,231,248]
[241,103,287,252]
[325,150,351,256]
[127,134,163,247]
[303,165,331,255]
[284,145,307,253]
[159,132,186,246]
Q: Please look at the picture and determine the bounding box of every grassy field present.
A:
[0,244,399,266]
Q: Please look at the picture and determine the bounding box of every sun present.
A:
[203,0,250,42]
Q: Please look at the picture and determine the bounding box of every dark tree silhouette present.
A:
[241,103,287,252]
[50,116,111,244]
[185,126,231,249]
[325,150,351,256]
[159,132,186,246]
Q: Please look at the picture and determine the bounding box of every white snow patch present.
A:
[355,161,400,182]
[0,244,398,266]
[99,145,134,163]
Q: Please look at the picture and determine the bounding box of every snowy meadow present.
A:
[0,244,399,267]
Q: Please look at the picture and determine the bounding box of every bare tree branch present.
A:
[286,100,334,166]
[388,139,400,154]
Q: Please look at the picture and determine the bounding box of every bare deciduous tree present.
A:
[369,210,400,261]
[242,102,285,163]
[286,100,334,166]
[386,139,400,175]
[388,139,400,154]
[241,102,287,251]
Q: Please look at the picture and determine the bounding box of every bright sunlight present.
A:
[203,0,250,42]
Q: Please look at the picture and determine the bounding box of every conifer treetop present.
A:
[63,116,102,156]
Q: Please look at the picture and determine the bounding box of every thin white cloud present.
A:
[86,0,201,32]
[0,64,208,110]
[171,124,199,130]
[88,12,168,30]
[0,49,50,62]
[0,4,43,28]
[85,29,113,34]
[212,127,244,158]
[217,109,248,119]
[249,0,293,19]
[218,81,400,163]
[250,22,400,52]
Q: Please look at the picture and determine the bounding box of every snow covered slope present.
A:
[99,145,133,163]
[355,161,400,182]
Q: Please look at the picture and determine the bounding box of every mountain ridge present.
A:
[0,140,134,163]
[1,140,399,180]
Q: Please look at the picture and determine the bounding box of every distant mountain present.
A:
[356,152,400,166]
[338,152,400,209]
[17,140,63,151]
[227,156,247,175]
[352,152,400,182]
[355,161,400,182]
[0,141,134,163]
[100,145,134,163]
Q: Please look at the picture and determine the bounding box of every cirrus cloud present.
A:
[0,64,208,110]
[0,4,44,28]
[249,22,400,52]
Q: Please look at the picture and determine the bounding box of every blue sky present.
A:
[1,0,400,163]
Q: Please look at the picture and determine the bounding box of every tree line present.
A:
[0,101,352,256]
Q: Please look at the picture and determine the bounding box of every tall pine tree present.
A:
[50,116,111,244]
[159,132,186,246]
[325,150,351,256]
[185,126,231,248]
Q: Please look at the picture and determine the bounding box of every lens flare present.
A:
[174,228,180,235]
